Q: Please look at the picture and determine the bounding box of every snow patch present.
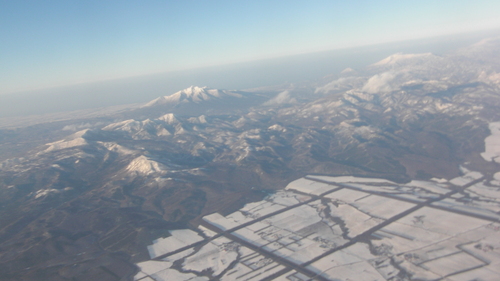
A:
[182,238,238,276]
[158,113,179,124]
[268,124,286,132]
[99,142,135,155]
[44,129,90,152]
[188,115,207,124]
[126,156,166,175]
[481,122,500,163]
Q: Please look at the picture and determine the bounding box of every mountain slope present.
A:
[1,37,500,280]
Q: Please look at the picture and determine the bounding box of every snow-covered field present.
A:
[135,173,500,280]
[285,177,338,196]
[481,122,500,163]
[147,229,203,259]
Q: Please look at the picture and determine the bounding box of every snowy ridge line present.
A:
[305,175,498,222]
[152,184,343,262]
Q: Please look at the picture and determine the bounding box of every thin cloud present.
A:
[362,72,396,93]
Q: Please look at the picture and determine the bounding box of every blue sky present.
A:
[1,0,500,95]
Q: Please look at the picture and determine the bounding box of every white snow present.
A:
[448,267,500,281]
[239,200,286,217]
[231,227,269,247]
[197,225,217,238]
[371,52,433,66]
[481,122,500,163]
[328,202,383,238]
[431,178,448,183]
[182,238,238,276]
[286,242,329,264]
[324,188,370,203]
[319,261,386,281]
[204,200,288,232]
[220,263,253,281]
[398,260,441,280]
[362,71,397,93]
[396,207,489,236]
[240,263,284,281]
[404,180,450,194]
[158,113,179,124]
[285,178,337,196]
[268,124,286,132]
[351,195,415,220]
[450,170,483,186]
[44,129,89,152]
[147,229,203,259]
[420,252,485,277]
[102,119,136,131]
[262,203,323,233]
[265,190,308,206]
[102,119,171,139]
[135,173,500,280]
[126,156,166,175]
[150,268,208,281]
[272,271,309,281]
[308,243,378,276]
[99,142,134,155]
[161,248,195,262]
[432,198,500,220]
[308,249,362,274]
[135,260,172,276]
[467,181,500,201]
[203,213,239,231]
[374,222,451,253]
[34,188,60,198]
[491,172,500,186]
[263,90,297,106]
[187,115,207,124]
[306,175,396,184]
[143,86,242,107]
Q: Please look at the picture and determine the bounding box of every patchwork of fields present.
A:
[134,171,500,281]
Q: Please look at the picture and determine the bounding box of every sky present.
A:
[1,0,500,96]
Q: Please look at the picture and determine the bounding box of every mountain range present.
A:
[0,37,500,280]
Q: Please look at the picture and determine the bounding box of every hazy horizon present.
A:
[3,1,500,94]
[1,29,499,118]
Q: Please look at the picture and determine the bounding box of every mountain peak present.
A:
[142,86,242,108]
[158,113,179,124]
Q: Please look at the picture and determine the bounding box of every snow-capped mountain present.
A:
[131,85,272,117]
[142,86,242,107]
